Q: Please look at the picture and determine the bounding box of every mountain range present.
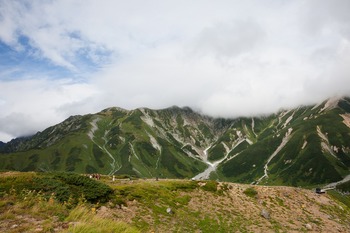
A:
[1,97,350,187]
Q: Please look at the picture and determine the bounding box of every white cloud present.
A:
[0,78,99,141]
[0,0,350,141]
[191,20,265,59]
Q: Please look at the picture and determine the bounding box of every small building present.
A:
[315,187,325,194]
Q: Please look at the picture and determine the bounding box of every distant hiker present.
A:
[92,173,100,180]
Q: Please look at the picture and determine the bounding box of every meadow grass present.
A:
[64,205,139,233]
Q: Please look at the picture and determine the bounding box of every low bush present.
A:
[164,180,198,191]
[50,173,113,203]
[0,172,113,204]
[201,181,218,192]
[243,187,258,198]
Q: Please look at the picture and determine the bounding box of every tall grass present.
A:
[1,184,138,233]
[0,188,69,232]
[64,205,139,233]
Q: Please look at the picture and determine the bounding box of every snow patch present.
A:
[331,145,339,153]
[183,118,191,127]
[278,110,291,126]
[193,137,247,180]
[147,132,161,152]
[236,130,243,138]
[222,142,230,154]
[257,128,293,184]
[129,143,153,176]
[140,109,155,128]
[317,126,339,160]
[317,126,328,142]
[129,143,140,160]
[88,117,121,175]
[119,136,125,143]
[302,141,308,150]
[192,146,213,180]
[246,138,253,145]
[324,174,350,189]
[132,168,142,176]
[251,118,257,137]
[88,117,100,140]
[282,112,294,129]
[156,153,161,169]
[284,159,292,165]
[224,139,246,163]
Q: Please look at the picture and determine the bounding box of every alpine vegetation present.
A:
[1,97,350,187]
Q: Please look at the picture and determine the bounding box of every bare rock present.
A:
[305,223,312,230]
[68,222,79,227]
[99,206,108,212]
[261,209,270,219]
[166,207,173,215]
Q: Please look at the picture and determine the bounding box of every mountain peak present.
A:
[321,96,342,112]
[100,107,128,114]
[1,97,350,187]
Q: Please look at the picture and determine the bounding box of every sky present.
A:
[0,0,350,142]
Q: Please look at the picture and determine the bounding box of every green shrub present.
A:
[45,172,114,203]
[164,180,198,191]
[201,181,218,192]
[32,177,70,202]
[0,172,113,204]
[243,187,258,198]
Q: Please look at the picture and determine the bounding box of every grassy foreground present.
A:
[1,171,350,232]
[0,172,138,233]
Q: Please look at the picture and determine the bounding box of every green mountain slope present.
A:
[1,97,350,186]
[216,97,350,186]
[0,107,218,178]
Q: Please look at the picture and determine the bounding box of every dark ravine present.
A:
[1,97,350,187]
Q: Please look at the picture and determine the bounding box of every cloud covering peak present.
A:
[0,0,350,141]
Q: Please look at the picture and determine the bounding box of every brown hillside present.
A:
[1,174,349,232]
